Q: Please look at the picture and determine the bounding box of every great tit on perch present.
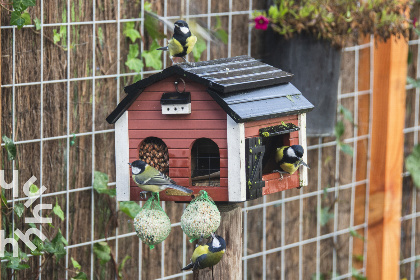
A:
[274,145,310,175]
[129,160,193,198]
[182,233,226,271]
[156,20,197,65]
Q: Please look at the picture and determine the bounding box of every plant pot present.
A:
[262,31,341,137]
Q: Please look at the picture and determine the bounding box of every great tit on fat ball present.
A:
[274,145,310,175]
[156,20,197,65]
[129,160,193,199]
[182,233,226,271]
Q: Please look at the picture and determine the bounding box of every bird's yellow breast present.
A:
[185,35,197,55]
[168,38,184,57]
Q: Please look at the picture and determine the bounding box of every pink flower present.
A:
[254,15,269,30]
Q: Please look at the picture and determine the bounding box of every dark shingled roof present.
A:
[106,55,314,124]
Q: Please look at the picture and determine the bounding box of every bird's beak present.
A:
[128,163,132,166]
[301,160,310,169]
[211,232,216,238]
[174,23,179,28]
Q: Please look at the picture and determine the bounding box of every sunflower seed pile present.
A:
[139,138,169,174]
[134,209,171,246]
[181,200,221,239]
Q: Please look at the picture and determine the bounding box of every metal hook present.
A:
[174,78,186,93]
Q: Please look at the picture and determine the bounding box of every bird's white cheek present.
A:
[287,148,296,158]
[132,167,141,174]
[180,27,189,34]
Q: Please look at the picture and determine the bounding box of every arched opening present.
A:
[138,137,169,175]
[191,138,220,187]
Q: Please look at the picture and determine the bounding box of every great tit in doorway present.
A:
[274,145,310,175]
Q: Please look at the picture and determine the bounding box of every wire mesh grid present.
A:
[0,0,374,279]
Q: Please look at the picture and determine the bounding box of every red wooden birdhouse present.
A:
[106,56,314,202]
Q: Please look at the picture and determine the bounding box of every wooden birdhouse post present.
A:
[106,55,314,202]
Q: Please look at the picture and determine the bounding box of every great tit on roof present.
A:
[156,20,197,65]
[129,160,193,198]
[274,145,310,175]
[182,233,226,271]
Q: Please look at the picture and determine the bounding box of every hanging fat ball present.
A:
[129,160,193,199]
[274,145,310,175]
[181,190,221,242]
[156,20,197,65]
[182,233,226,271]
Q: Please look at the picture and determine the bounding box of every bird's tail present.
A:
[167,184,193,194]
[156,46,169,51]
[181,262,194,271]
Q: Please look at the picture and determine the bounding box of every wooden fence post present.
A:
[366,36,408,279]
[193,205,242,280]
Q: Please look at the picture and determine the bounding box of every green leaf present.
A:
[53,29,61,44]
[21,11,31,26]
[47,229,67,261]
[14,203,25,218]
[71,272,88,280]
[71,257,82,271]
[192,38,207,62]
[127,44,140,60]
[334,121,345,139]
[339,143,353,157]
[407,76,420,88]
[93,171,116,197]
[141,40,162,70]
[311,274,326,280]
[34,17,41,30]
[10,12,26,29]
[349,228,365,241]
[125,57,143,72]
[93,241,111,265]
[353,254,364,262]
[319,206,334,226]
[6,256,30,270]
[215,29,228,44]
[119,201,141,219]
[53,200,65,221]
[30,184,39,194]
[12,0,28,12]
[2,135,17,161]
[22,0,36,7]
[123,22,141,43]
[338,104,354,124]
[406,144,420,188]
[144,11,165,40]
[351,267,367,280]
[118,255,131,278]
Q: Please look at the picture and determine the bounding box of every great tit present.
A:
[274,145,310,175]
[182,233,226,271]
[156,20,197,65]
[129,160,193,198]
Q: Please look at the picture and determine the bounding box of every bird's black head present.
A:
[128,160,147,175]
[208,233,226,253]
[291,145,304,158]
[174,20,190,35]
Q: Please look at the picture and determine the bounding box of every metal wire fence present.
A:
[0,0,379,279]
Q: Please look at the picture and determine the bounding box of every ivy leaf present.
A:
[215,29,228,44]
[93,242,111,265]
[12,0,28,12]
[339,143,353,157]
[2,135,17,161]
[34,17,41,30]
[14,203,25,218]
[118,255,131,278]
[93,171,116,197]
[30,184,39,194]
[144,10,165,40]
[6,256,30,270]
[48,229,67,261]
[338,104,354,124]
[119,201,141,219]
[53,29,61,44]
[407,76,420,88]
[71,272,88,280]
[334,120,345,139]
[53,199,65,221]
[353,254,364,262]
[351,267,366,280]
[22,0,36,7]
[123,22,141,43]
[10,11,26,29]
[71,257,82,271]
[349,228,365,241]
[125,44,143,72]
[141,40,162,70]
[192,38,207,62]
[406,144,420,188]
[319,206,334,226]
[21,11,31,26]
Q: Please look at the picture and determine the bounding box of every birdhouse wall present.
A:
[127,76,229,201]
[244,114,301,195]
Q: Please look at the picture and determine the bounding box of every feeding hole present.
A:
[261,134,290,175]
[138,137,169,175]
[191,138,220,187]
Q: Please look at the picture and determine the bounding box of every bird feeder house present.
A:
[106,55,314,202]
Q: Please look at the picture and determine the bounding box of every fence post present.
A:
[193,205,242,280]
[366,36,408,279]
